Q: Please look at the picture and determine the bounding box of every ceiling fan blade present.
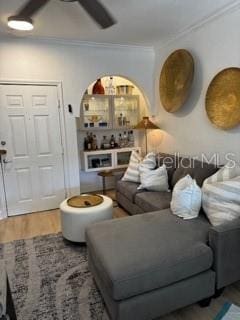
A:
[17,0,51,17]
[78,0,116,29]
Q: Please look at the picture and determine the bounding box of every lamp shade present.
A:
[134,117,160,154]
[134,117,159,130]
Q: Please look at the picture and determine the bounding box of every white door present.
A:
[0,84,65,216]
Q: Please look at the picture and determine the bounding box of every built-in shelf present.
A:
[81,147,140,172]
[78,128,135,132]
[80,94,140,131]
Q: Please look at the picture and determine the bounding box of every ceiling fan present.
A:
[8,0,116,31]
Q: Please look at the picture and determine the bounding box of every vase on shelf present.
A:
[92,79,105,94]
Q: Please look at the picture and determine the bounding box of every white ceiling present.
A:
[0,0,237,46]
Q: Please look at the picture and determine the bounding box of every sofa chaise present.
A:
[86,153,240,320]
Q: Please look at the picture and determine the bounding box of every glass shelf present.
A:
[80,94,139,130]
[113,96,139,129]
[82,95,111,129]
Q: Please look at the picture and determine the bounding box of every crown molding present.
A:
[155,0,240,49]
[1,0,239,52]
[0,33,154,53]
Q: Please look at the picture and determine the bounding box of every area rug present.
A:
[214,302,240,320]
[0,233,109,320]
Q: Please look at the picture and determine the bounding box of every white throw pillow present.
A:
[122,152,156,183]
[170,175,202,220]
[202,162,240,226]
[138,164,169,192]
[122,150,142,183]
[139,152,156,173]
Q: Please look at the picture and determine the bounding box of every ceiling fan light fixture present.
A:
[8,16,34,31]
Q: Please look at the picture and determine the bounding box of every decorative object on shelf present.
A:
[88,132,93,150]
[67,194,103,208]
[87,115,102,123]
[80,94,139,130]
[110,135,116,148]
[99,122,108,128]
[134,116,160,154]
[118,113,126,127]
[123,131,128,147]
[101,136,110,149]
[84,132,98,150]
[159,49,194,113]
[128,131,134,147]
[118,133,123,147]
[84,102,89,111]
[105,76,116,95]
[116,85,134,95]
[206,67,240,130]
[92,135,98,150]
[92,78,105,94]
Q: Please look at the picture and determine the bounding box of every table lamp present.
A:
[134,116,160,154]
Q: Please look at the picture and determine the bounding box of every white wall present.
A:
[0,37,155,216]
[154,7,240,164]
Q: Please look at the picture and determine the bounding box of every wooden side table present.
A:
[98,168,126,194]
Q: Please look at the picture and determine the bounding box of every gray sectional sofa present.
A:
[116,153,217,215]
[86,153,240,320]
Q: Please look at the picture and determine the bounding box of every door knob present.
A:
[3,159,12,164]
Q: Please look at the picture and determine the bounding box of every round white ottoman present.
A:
[60,195,113,242]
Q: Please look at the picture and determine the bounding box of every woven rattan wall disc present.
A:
[206,68,240,130]
[159,49,194,113]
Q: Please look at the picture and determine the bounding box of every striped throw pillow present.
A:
[122,152,156,183]
[202,162,240,226]
[122,150,142,183]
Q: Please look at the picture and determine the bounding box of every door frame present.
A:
[0,157,7,219]
[0,80,70,217]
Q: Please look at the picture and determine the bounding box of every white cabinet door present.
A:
[0,85,65,216]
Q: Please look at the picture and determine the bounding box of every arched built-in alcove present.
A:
[76,75,152,193]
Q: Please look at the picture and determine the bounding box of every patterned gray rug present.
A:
[0,233,109,320]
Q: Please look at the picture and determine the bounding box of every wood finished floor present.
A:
[0,190,127,243]
[0,190,240,320]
